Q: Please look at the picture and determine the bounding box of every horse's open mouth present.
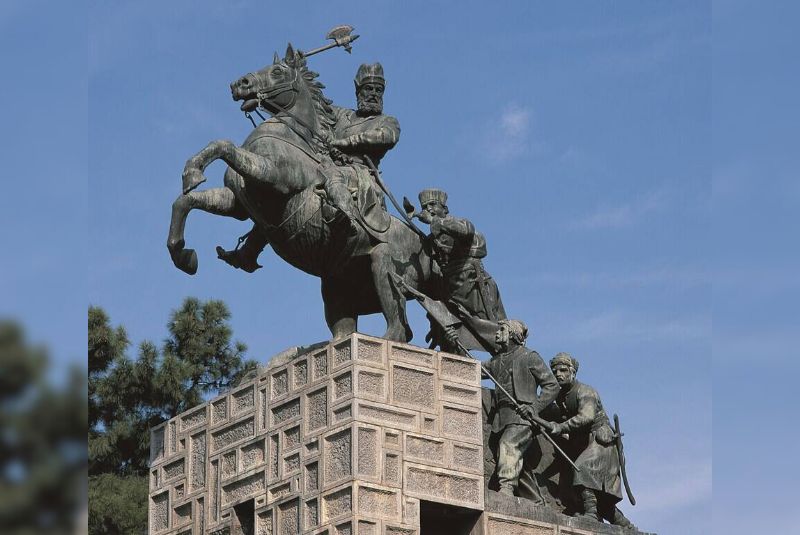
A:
[240,98,259,112]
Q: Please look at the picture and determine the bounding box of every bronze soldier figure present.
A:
[417,188,505,321]
[414,188,507,352]
[547,353,637,530]
[482,320,559,502]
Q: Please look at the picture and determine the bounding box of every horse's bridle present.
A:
[255,66,299,111]
[253,67,332,156]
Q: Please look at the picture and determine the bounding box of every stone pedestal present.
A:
[148,334,484,535]
[148,334,652,535]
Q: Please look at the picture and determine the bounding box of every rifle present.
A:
[389,272,579,473]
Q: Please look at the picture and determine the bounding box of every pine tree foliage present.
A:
[0,322,87,535]
[88,298,257,534]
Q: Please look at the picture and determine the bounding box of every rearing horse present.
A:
[167,44,432,342]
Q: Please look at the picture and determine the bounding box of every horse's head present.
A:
[231,43,306,114]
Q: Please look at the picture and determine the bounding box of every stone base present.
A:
[147,334,656,535]
[475,490,655,535]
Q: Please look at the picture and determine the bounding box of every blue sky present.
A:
[712,1,800,533]
[12,1,798,534]
[0,0,87,380]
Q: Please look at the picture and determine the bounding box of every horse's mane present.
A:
[294,60,336,151]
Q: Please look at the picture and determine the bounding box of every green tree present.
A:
[88,298,257,534]
[0,322,87,535]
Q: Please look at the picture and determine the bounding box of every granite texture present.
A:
[149,334,482,534]
[149,335,652,535]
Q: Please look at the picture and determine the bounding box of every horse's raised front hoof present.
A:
[182,167,206,194]
[172,248,198,275]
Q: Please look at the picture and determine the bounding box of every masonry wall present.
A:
[148,333,484,535]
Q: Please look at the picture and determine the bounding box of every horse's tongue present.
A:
[241,99,259,112]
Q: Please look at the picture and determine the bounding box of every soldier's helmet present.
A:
[418,188,448,207]
[354,63,385,88]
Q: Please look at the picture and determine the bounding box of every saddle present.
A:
[319,163,391,243]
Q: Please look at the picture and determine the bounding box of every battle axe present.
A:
[301,25,360,57]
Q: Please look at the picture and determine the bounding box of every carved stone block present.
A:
[439,353,481,385]
[212,397,228,425]
[232,385,255,416]
[150,491,168,533]
[221,471,264,506]
[441,404,481,444]
[277,497,299,535]
[180,406,207,432]
[324,427,353,486]
[306,388,328,433]
[323,485,353,522]
[403,462,483,508]
[356,425,380,479]
[189,432,206,491]
[357,484,400,520]
[212,417,255,452]
[391,364,435,409]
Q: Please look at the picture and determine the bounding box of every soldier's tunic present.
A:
[483,346,559,499]
[326,107,400,236]
[552,381,622,501]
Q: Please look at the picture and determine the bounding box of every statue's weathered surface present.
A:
[546,353,637,530]
[215,62,400,269]
[148,334,486,535]
[323,62,400,236]
[167,45,430,342]
[482,320,559,502]
[411,188,507,352]
[161,27,653,534]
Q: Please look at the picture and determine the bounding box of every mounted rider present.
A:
[322,62,400,238]
[217,62,400,271]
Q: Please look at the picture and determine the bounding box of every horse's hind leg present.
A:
[371,243,413,342]
[321,278,358,341]
[167,187,246,274]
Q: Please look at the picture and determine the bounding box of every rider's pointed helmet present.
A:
[354,63,385,88]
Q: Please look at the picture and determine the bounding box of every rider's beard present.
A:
[357,97,383,116]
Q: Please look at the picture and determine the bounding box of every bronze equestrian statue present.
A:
[167,45,431,342]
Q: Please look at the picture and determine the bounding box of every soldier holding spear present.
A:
[390,274,574,503]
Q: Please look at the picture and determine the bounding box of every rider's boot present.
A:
[216,246,262,273]
[216,228,268,273]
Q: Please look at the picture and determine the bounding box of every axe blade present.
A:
[326,25,354,41]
